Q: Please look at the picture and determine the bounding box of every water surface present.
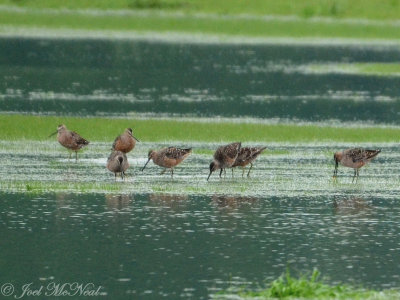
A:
[1,191,400,299]
[1,37,400,123]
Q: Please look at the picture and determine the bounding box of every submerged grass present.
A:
[216,269,400,299]
[1,114,400,143]
[0,180,122,194]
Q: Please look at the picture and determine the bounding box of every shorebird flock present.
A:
[50,124,381,182]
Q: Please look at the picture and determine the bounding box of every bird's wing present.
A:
[165,147,192,159]
[71,131,89,145]
[224,142,241,159]
[111,135,120,150]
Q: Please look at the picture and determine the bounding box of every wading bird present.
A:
[49,124,89,161]
[232,146,267,177]
[107,150,129,180]
[333,148,381,182]
[141,147,192,177]
[112,128,139,153]
[207,142,241,181]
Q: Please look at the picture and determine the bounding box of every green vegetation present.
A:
[309,63,400,76]
[0,180,122,194]
[1,114,400,143]
[2,0,400,20]
[217,270,399,299]
[1,1,400,40]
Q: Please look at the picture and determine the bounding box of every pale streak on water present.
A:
[2,38,400,124]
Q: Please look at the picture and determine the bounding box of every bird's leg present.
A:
[333,160,338,180]
[114,173,117,181]
[352,169,357,183]
[160,168,167,175]
[247,163,253,177]
[171,168,174,178]
[69,152,72,160]
[219,169,223,178]
[224,169,226,178]
[121,172,125,180]
[242,168,245,178]
[356,169,359,183]
[75,151,78,162]
[232,168,234,178]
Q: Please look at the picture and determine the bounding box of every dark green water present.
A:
[1,192,400,299]
[1,37,400,123]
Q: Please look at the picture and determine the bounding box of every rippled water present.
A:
[2,191,400,299]
[1,141,400,298]
[1,37,400,123]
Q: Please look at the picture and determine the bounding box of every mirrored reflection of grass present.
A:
[1,115,400,143]
[307,63,400,77]
[215,269,400,299]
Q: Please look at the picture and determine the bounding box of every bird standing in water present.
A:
[107,150,129,180]
[112,128,139,153]
[207,142,241,181]
[232,146,267,177]
[333,148,381,182]
[49,124,89,161]
[141,147,192,177]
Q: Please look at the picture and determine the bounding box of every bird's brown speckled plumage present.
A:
[51,124,89,161]
[207,142,241,180]
[333,148,380,182]
[112,128,139,153]
[232,146,266,177]
[141,147,192,177]
[107,150,129,180]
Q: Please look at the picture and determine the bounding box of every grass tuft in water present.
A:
[1,180,122,194]
[216,269,400,299]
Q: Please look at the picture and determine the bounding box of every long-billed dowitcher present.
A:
[49,124,89,161]
[107,150,129,180]
[232,146,267,177]
[112,128,139,153]
[141,147,192,177]
[207,142,241,181]
[333,148,381,182]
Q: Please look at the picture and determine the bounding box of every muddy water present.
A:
[1,37,400,123]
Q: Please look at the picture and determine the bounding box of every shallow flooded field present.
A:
[1,141,400,298]
[2,36,400,299]
[0,141,398,197]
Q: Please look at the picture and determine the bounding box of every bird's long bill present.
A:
[207,170,213,181]
[48,131,57,138]
[141,158,151,171]
[133,136,140,142]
